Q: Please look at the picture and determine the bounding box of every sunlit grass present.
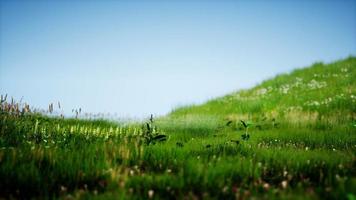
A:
[0,57,355,199]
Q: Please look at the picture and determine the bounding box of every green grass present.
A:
[0,56,355,199]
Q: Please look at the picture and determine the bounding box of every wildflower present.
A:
[283,171,288,177]
[255,88,268,96]
[148,190,154,198]
[305,101,320,106]
[222,186,228,193]
[307,79,327,89]
[280,84,290,94]
[60,185,67,192]
[341,68,348,72]
[263,183,270,190]
[281,180,288,189]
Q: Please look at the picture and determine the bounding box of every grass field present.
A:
[1,57,355,199]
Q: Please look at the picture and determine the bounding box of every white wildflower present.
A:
[255,88,268,96]
[307,79,327,89]
[281,180,288,189]
[294,77,303,87]
[341,68,348,73]
[148,190,154,199]
[304,100,320,106]
[280,84,290,94]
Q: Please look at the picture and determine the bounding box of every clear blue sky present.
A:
[1,0,355,118]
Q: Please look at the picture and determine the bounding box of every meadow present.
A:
[0,57,355,199]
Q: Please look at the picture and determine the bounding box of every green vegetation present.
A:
[1,57,355,199]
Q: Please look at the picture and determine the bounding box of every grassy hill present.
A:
[169,56,355,121]
[0,57,355,199]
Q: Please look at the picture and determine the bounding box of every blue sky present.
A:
[1,0,355,118]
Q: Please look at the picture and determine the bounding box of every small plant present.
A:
[143,114,167,145]
[272,118,279,128]
[240,120,252,141]
[176,142,184,147]
[230,139,240,145]
[0,94,7,104]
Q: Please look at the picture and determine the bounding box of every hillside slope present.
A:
[168,56,356,125]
